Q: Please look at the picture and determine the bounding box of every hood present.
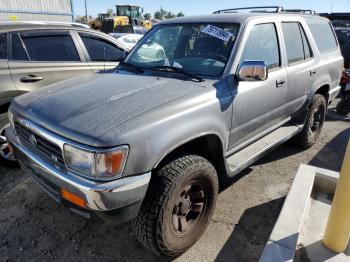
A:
[13,73,207,146]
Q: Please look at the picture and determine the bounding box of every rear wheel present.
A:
[0,113,17,167]
[294,94,326,149]
[132,154,218,257]
[336,94,350,116]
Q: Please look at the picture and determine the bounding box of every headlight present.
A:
[8,111,14,129]
[63,144,128,180]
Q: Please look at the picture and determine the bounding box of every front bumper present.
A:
[6,127,151,224]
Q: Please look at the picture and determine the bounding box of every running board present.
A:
[226,125,301,176]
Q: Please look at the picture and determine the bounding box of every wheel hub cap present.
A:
[0,123,15,161]
[172,183,206,234]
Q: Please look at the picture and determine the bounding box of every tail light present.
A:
[341,70,350,84]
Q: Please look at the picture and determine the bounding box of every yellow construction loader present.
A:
[102,5,152,34]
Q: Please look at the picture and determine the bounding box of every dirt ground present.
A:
[0,105,349,262]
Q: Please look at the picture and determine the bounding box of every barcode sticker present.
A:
[201,25,234,42]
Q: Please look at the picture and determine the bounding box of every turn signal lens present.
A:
[95,147,128,179]
[61,188,86,208]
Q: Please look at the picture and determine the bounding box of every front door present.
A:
[76,32,125,73]
[229,22,287,149]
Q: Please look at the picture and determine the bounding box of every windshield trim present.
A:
[125,22,241,79]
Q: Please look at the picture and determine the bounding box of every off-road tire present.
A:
[293,94,326,149]
[132,154,218,257]
[0,113,17,167]
[336,94,350,116]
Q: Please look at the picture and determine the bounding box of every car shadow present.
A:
[214,197,285,262]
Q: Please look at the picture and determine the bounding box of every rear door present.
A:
[281,21,315,116]
[76,31,127,73]
[229,21,287,148]
[8,30,92,94]
[0,32,17,105]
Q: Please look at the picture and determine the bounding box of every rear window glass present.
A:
[11,33,29,61]
[21,33,80,62]
[0,33,7,59]
[305,17,338,53]
[282,22,312,65]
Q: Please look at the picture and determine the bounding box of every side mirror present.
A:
[238,61,268,81]
[116,51,129,62]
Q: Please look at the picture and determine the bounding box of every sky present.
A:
[73,0,349,17]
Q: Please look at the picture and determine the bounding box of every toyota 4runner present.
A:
[6,7,343,257]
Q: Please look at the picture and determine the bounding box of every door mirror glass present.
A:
[238,61,268,81]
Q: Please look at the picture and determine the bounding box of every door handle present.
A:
[20,75,43,83]
[310,70,317,76]
[276,80,285,88]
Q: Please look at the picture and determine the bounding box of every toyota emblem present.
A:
[29,134,37,147]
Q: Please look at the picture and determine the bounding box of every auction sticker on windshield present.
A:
[201,25,234,42]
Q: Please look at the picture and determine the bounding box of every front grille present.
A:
[15,122,65,166]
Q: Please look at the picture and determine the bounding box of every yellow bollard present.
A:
[323,139,350,253]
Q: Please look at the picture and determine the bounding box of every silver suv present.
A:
[6,8,343,257]
[0,22,129,164]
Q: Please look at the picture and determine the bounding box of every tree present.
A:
[177,11,185,17]
[154,7,168,20]
[165,11,176,19]
[154,11,162,19]
[144,13,152,20]
[106,8,114,16]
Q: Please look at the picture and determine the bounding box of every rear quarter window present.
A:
[304,17,338,53]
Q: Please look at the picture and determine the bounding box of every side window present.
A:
[240,23,280,70]
[305,17,338,53]
[11,33,29,61]
[79,33,124,62]
[20,32,80,62]
[282,22,305,65]
[0,33,7,60]
[299,25,312,60]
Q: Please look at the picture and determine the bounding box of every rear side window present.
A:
[282,22,312,65]
[0,33,7,59]
[79,33,125,62]
[11,33,29,61]
[20,32,80,62]
[304,17,338,53]
[240,23,280,70]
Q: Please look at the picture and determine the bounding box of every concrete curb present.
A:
[259,164,339,262]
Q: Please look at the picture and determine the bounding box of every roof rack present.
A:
[213,6,283,14]
[282,9,317,14]
[213,6,317,15]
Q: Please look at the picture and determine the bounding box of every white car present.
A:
[109,33,143,49]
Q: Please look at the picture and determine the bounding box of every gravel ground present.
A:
[0,105,349,262]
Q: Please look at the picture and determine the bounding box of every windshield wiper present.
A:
[148,66,204,82]
[118,62,144,74]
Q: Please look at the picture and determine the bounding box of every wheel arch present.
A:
[154,133,227,178]
[314,84,330,105]
[0,101,11,115]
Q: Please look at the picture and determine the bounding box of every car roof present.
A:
[160,13,321,25]
[0,22,90,33]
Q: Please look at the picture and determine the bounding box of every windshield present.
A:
[125,23,240,77]
[117,6,142,19]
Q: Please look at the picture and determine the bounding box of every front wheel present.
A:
[0,113,17,167]
[336,94,350,116]
[293,94,326,149]
[132,154,218,257]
